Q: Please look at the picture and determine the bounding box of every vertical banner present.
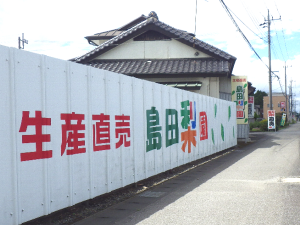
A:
[231,76,248,124]
[248,96,254,118]
[268,110,276,130]
[280,113,286,126]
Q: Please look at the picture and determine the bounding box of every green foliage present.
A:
[254,112,259,121]
[292,119,296,124]
[259,119,268,131]
[275,113,281,130]
[254,90,267,108]
[250,120,260,130]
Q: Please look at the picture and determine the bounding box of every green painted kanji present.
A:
[214,104,217,118]
[211,128,215,145]
[165,109,179,147]
[180,100,190,129]
[146,107,162,152]
[221,124,224,141]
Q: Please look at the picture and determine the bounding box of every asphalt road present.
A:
[74,122,300,225]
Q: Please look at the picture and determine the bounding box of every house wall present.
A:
[95,39,212,60]
[263,95,289,119]
[144,77,219,98]
[219,77,232,101]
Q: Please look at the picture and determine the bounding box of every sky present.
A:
[1,0,299,111]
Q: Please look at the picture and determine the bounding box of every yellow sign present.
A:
[231,76,248,124]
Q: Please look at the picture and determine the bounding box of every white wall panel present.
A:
[0,46,18,225]
[0,45,237,224]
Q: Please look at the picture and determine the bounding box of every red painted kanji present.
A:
[61,112,86,156]
[92,113,110,151]
[115,114,130,148]
[19,111,52,161]
[199,111,208,141]
[181,126,196,153]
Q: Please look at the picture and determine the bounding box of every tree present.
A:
[254,90,267,109]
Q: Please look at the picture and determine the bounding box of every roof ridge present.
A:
[72,16,236,63]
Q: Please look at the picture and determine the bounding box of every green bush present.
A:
[250,120,260,130]
[259,119,268,131]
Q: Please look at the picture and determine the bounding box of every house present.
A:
[263,92,289,120]
[71,11,237,101]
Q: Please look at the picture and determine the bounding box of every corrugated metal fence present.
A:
[0,45,237,224]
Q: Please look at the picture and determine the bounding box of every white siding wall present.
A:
[95,39,211,60]
[0,45,236,225]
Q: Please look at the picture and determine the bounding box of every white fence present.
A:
[0,45,237,224]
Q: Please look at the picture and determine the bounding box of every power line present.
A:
[274,2,290,60]
[227,6,267,43]
[194,0,198,36]
[218,0,265,64]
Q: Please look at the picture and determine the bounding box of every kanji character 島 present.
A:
[146,107,162,152]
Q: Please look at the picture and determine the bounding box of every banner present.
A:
[231,76,248,124]
[268,110,276,130]
[248,96,254,118]
[280,113,286,126]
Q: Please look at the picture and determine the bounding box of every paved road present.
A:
[74,123,300,225]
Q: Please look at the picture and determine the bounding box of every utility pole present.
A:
[284,62,291,115]
[18,33,28,49]
[260,10,281,110]
[289,80,293,120]
[285,62,287,114]
[268,9,272,110]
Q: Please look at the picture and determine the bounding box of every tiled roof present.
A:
[72,17,236,63]
[87,30,125,38]
[89,58,230,75]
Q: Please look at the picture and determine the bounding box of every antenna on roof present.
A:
[18,33,28,49]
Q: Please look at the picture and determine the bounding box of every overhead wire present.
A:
[220,0,286,97]
[274,2,290,60]
[240,1,268,42]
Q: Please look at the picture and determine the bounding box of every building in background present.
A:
[71,11,237,101]
[263,92,289,120]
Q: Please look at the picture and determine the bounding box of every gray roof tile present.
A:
[89,58,230,75]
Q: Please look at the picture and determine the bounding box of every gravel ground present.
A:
[22,148,236,225]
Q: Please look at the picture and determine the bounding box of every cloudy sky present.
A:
[1,0,299,110]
